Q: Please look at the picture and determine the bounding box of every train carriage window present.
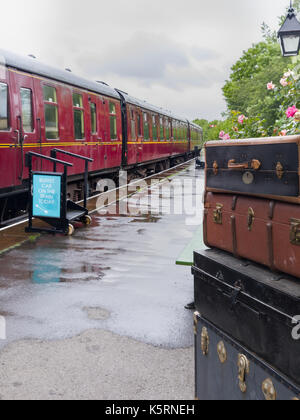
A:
[160,116,164,140]
[165,118,169,140]
[168,119,171,140]
[137,113,142,137]
[131,110,136,140]
[90,102,97,134]
[173,121,177,140]
[143,112,149,140]
[0,83,9,130]
[43,85,59,140]
[73,92,85,140]
[152,115,158,141]
[73,93,83,108]
[109,101,117,140]
[20,88,34,133]
[43,86,57,103]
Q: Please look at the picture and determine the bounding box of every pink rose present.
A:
[286,106,299,118]
[267,82,276,90]
[223,133,231,140]
[284,70,294,78]
[280,130,287,136]
[238,115,246,124]
[280,78,288,87]
[219,131,225,139]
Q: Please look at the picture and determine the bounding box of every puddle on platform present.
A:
[0,165,205,349]
[84,307,111,321]
[130,215,162,224]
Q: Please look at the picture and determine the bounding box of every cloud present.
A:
[76,32,221,90]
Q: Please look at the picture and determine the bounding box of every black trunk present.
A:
[206,142,300,199]
[192,249,300,386]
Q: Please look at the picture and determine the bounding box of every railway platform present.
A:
[0,161,204,400]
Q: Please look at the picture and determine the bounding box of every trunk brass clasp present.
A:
[290,218,300,245]
[248,207,255,231]
[262,378,277,401]
[201,327,209,356]
[238,354,250,393]
[276,162,284,180]
[213,204,223,225]
[213,161,219,176]
[217,341,227,364]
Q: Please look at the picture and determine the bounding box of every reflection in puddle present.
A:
[32,248,61,284]
[130,215,161,224]
[0,165,204,348]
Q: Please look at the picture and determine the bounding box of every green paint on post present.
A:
[176,226,207,267]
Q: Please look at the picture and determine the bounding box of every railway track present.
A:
[85,158,195,216]
[1,159,195,230]
[0,159,195,252]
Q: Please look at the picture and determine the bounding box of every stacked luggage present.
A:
[192,136,300,400]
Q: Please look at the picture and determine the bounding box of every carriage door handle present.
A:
[14,129,20,145]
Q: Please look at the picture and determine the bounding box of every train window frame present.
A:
[43,84,59,140]
[143,111,150,141]
[90,102,97,135]
[152,114,158,141]
[159,116,164,140]
[0,82,10,132]
[168,119,172,141]
[73,91,85,141]
[130,109,136,141]
[109,100,117,141]
[20,87,34,133]
[173,120,177,141]
[164,117,169,140]
[43,85,57,103]
[137,112,142,138]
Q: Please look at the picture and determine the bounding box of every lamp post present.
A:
[278,1,300,57]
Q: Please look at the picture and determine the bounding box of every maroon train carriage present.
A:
[0,50,203,225]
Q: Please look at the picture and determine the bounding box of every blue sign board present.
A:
[33,173,62,219]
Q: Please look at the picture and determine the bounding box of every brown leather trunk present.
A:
[204,192,300,279]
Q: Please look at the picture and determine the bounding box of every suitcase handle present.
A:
[228,160,249,170]
[228,159,261,171]
[222,288,264,320]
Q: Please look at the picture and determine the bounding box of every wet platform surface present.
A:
[0,163,204,350]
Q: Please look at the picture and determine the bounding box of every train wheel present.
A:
[82,215,92,226]
[67,224,75,236]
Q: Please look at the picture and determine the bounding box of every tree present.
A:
[222,41,292,134]
[194,1,300,141]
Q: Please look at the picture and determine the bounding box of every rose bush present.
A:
[195,65,300,141]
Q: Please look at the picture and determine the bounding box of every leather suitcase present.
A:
[192,249,300,387]
[204,191,300,278]
[205,136,300,204]
[194,313,300,400]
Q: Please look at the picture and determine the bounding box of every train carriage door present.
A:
[0,67,16,190]
[136,108,143,163]
[10,71,42,180]
[129,106,138,166]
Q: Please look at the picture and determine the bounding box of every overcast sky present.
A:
[0,0,291,121]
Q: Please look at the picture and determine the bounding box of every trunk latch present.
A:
[290,218,300,245]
